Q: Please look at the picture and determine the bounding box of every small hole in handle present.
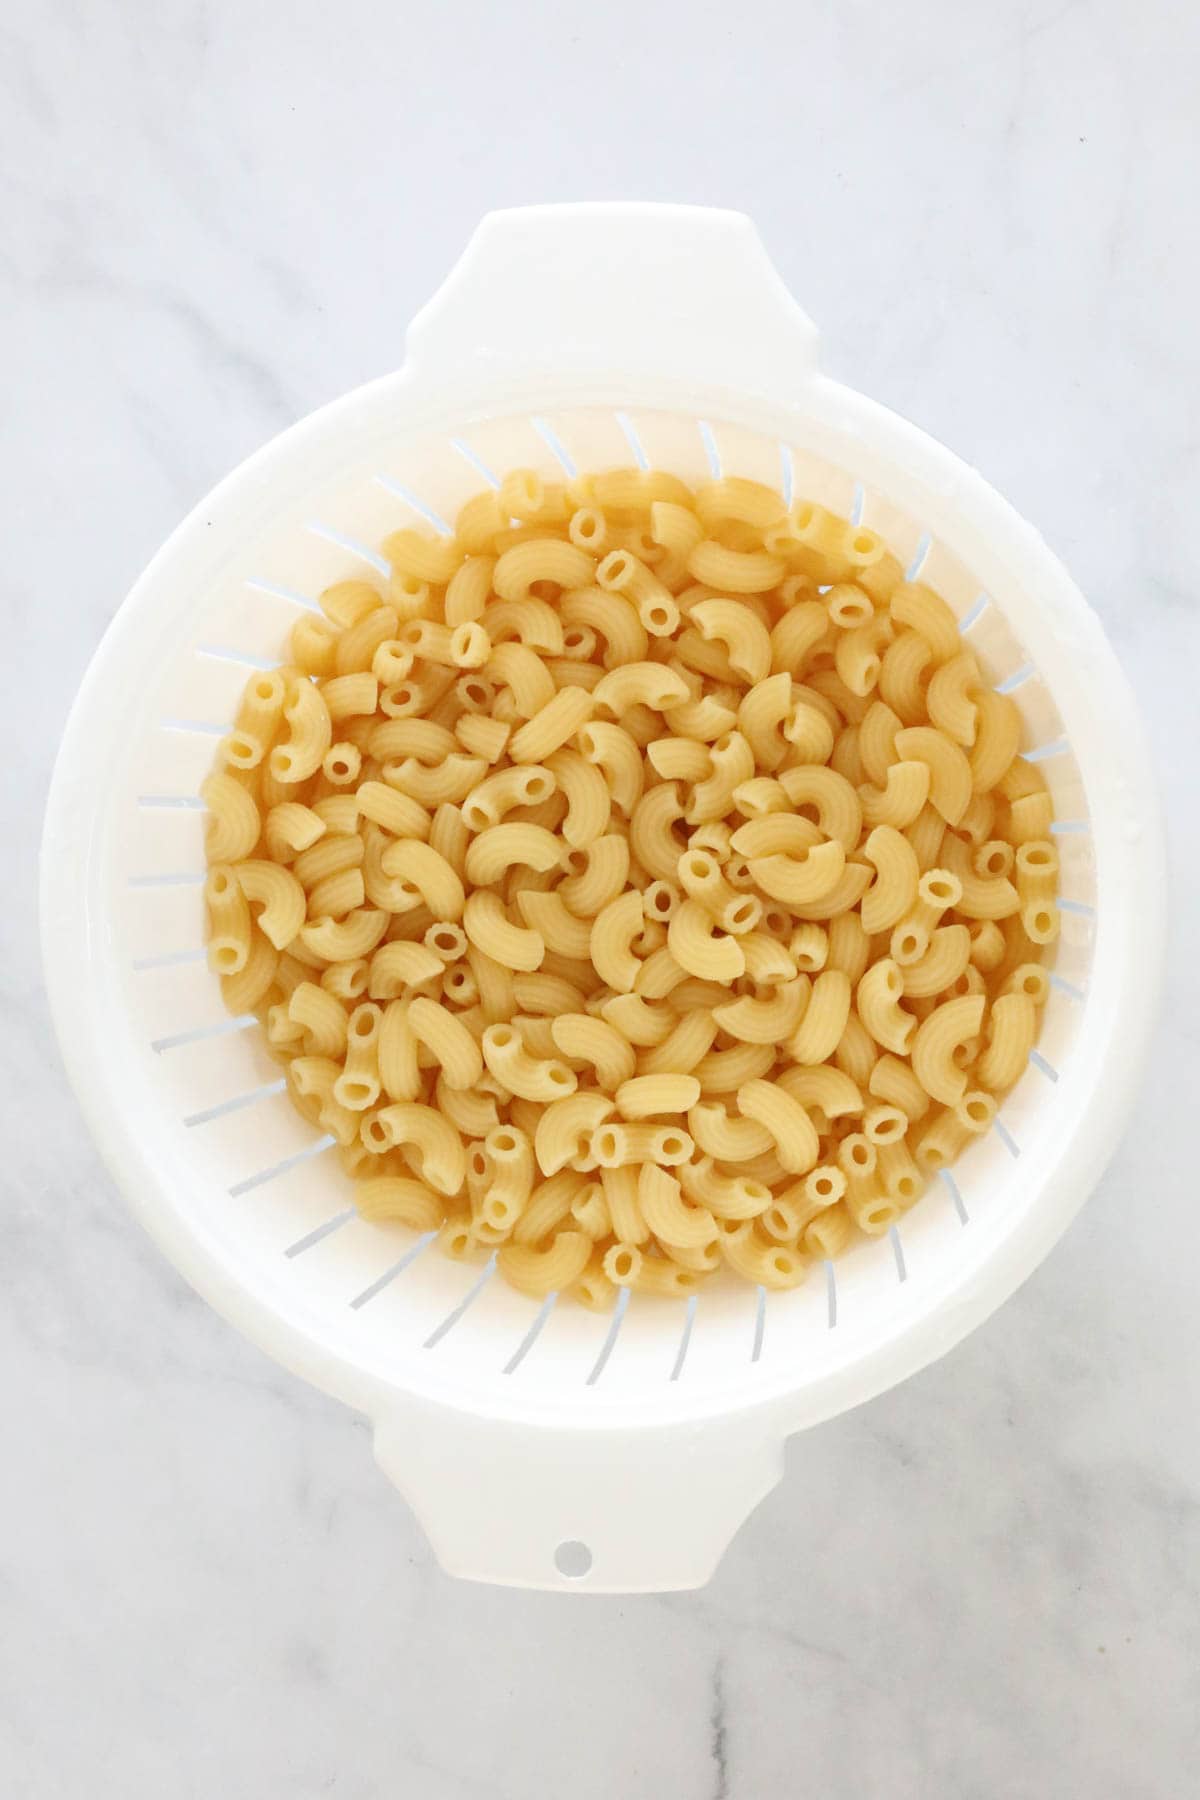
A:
[554,1539,593,1579]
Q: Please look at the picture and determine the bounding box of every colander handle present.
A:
[373,1401,785,1592]
[405,203,818,392]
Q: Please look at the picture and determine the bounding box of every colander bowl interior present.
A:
[55,397,1103,1424]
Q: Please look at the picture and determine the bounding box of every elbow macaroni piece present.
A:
[493,539,594,601]
[748,841,846,906]
[235,860,307,951]
[859,759,931,830]
[615,1073,702,1119]
[203,465,1057,1303]
[777,1062,863,1120]
[509,683,595,764]
[550,1013,637,1089]
[900,923,973,999]
[534,1093,615,1177]
[713,976,809,1045]
[976,992,1038,1091]
[926,652,982,745]
[590,1120,694,1169]
[591,888,646,993]
[687,730,756,825]
[547,746,611,848]
[687,540,786,595]
[202,772,260,863]
[333,1003,383,1111]
[860,826,920,934]
[498,1230,592,1298]
[464,822,562,885]
[667,899,746,982]
[970,690,1023,793]
[407,996,483,1091]
[911,994,987,1106]
[378,838,466,920]
[482,1021,577,1103]
[264,801,327,861]
[515,888,594,959]
[375,1101,466,1194]
[577,721,643,817]
[635,1010,718,1078]
[689,600,772,684]
[719,1223,807,1290]
[687,1101,773,1160]
[637,1164,715,1249]
[892,726,972,826]
[736,1079,820,1175]
[776,765,863,851]
[857,699,901,786]
[787,970,852,1066]
[856,959,917,1055]
[463,890,545,973]
[593,661,691,716]
[889,583,961,663]
[205,865,251,975]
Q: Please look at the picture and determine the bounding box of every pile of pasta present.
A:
[203,466,1059,1306]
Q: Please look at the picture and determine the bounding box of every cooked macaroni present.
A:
[204,464,1059,1304]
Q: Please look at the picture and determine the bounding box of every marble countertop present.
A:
[5,1,1198,1794]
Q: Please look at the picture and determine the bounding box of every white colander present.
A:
[41,205,1164,1593]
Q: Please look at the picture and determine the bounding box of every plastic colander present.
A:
[41,205,1165,1592]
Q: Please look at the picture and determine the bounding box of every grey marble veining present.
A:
[3,1,1198,1794]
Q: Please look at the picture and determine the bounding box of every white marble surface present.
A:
[4,0,1199,1793]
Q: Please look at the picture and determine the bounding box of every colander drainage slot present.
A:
[129,871,205,889]
[905,533,931,580]
[245,577,320,613]
[371,476,454,536]
[306,522,390,574]
[159,718,225,736]
[449,439,500,488]
[889,1224,908,1283]
[349,1231,437,1310]
[825,1261,838,1328]
[285,1209,354,1258]
[227,1133,335,1198]
[183,1078,286,1127]
[669,1292,699,1381]
[941,1168,968,1224]
[958,594,990,632]
[779,443,794,506]
[995,663,1034,693]
[502,1292,557,1374]
[750,1284,766,1362]
[194,644,277,671]
[992,1119,1021,1159]
[531,416,577,476]
[585,1285,629,1386]
[698,419,721,478]
[1057,897,1095,918]
[849,481,865,526]
[1028,1048,1059,1083]
[151,1014,256,1054]
[137,794,204,810]
[1050,819,1090,835]
[1024,736,1069,763]
[1049,972,1085,1001]
[423,1254,498,1348]
[614,411,649,469]
[133,946,207,972]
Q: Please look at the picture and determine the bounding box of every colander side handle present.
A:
[373,1401,785,1593]
[404,203,818,392]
